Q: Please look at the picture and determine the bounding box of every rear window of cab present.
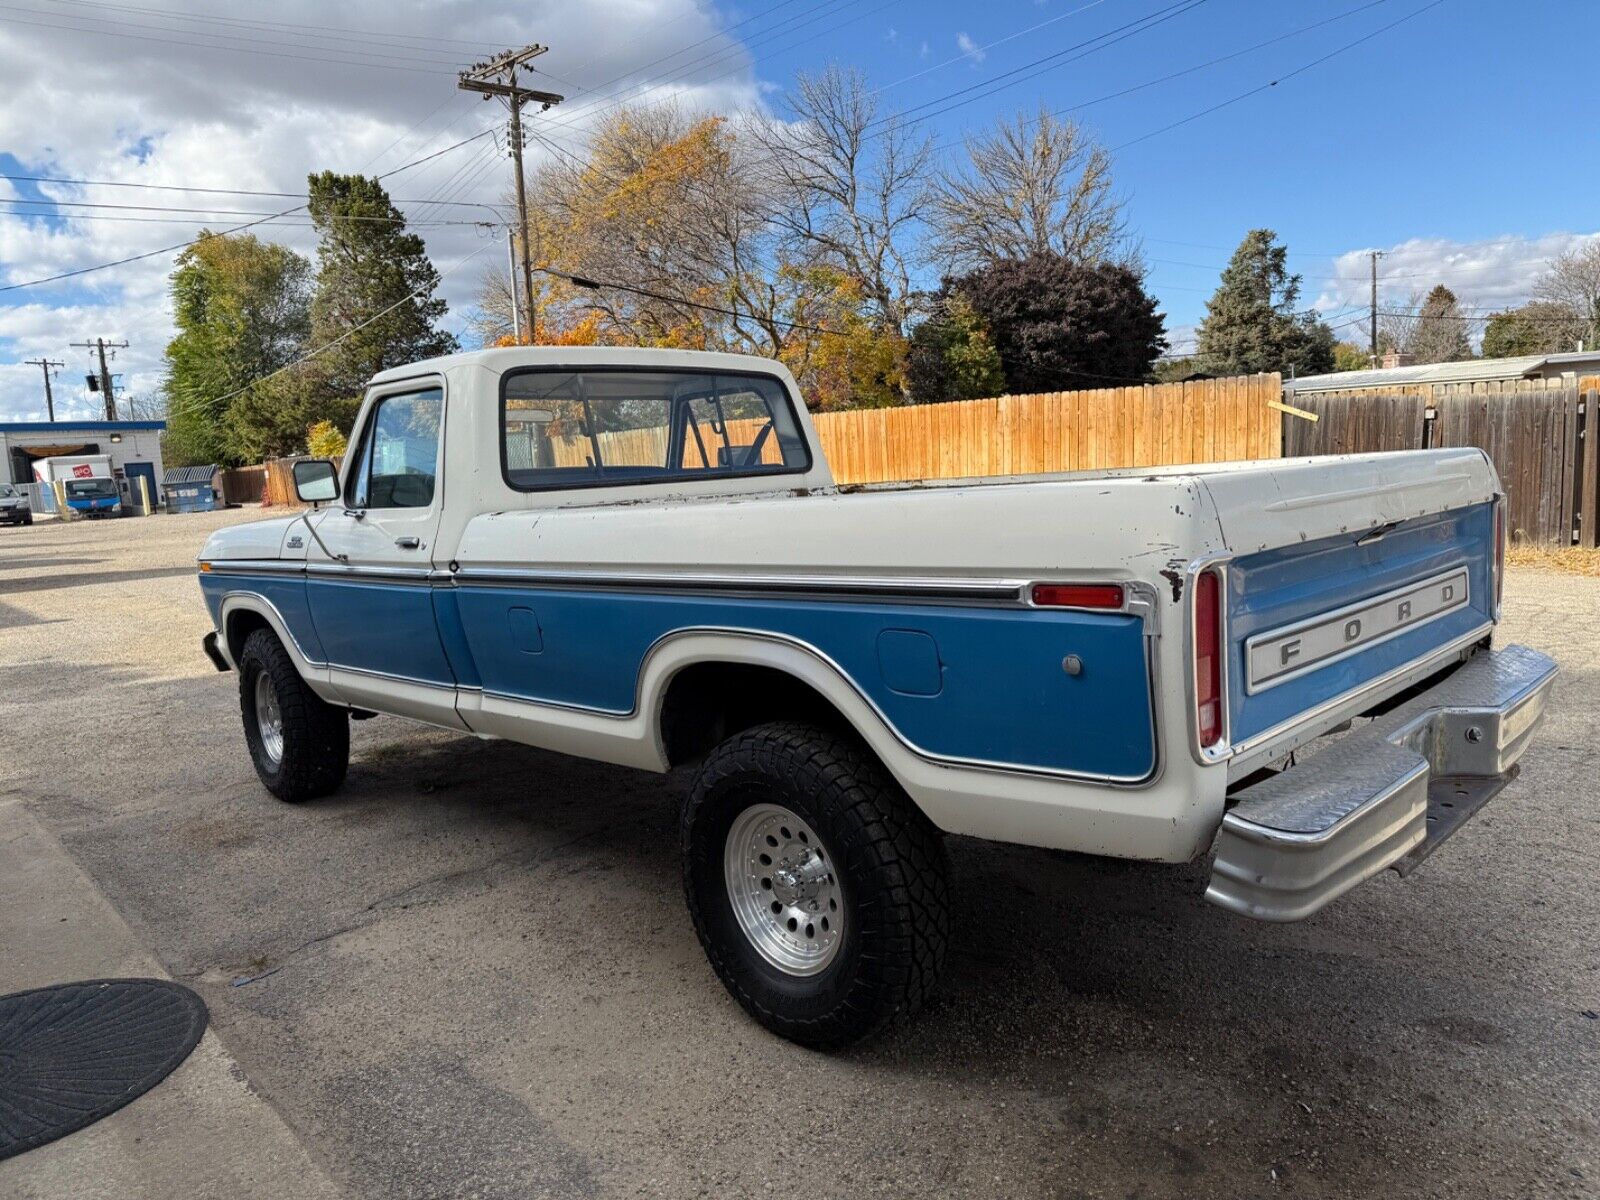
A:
[499,367,811,492]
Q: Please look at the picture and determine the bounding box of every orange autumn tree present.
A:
[475,103,911,408]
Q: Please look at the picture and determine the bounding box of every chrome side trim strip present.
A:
[328,663,458,692]
[205,559,306,576]
[454,567,1029,606]
[204,561,1162,620]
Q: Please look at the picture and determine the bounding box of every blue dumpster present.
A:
[163,464,220,513]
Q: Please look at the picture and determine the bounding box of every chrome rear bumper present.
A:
[1206,644,1557,922]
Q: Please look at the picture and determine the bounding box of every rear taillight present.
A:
[1492,496,1506,618]
[1194,567,1223,749]
[1031,582,1125,609]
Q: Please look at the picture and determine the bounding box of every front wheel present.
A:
[237,628,349,803]
[682,722,951,1049]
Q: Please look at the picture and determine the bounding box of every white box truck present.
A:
[33,454,122,518]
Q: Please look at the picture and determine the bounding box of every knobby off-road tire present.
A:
[238,628,349,803]
[682,722,951,1049]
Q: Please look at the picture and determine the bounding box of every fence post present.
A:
[1582,389,1600,549]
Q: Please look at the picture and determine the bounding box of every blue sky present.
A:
[1,0,1596,419]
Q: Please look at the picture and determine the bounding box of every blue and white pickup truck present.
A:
[197,347,1557,1047]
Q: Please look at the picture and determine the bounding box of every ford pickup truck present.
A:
[196,346,1557,1047]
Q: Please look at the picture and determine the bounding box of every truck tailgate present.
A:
[1194,450,1500,766]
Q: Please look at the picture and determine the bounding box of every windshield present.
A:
[0,484,14,497]
[65,478,118,498]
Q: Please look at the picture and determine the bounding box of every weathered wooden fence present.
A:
[1284,379,1600,546]
[217,464,266,505]
[813,374,1282,484]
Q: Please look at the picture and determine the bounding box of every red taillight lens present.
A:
[1031,583,1125,609]
[1194,568,1223,749]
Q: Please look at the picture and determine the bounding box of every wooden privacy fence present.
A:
[1284,379,1600,546]
[813,374,1282,484]
[217,464,265,505]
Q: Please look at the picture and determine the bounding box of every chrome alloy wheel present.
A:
[723,803,844,976]
[254,670,285,767]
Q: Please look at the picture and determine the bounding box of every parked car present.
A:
[0,483,32,525]
[195,347,1557,1047]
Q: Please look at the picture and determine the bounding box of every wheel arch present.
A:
[217,592,335,699]
[640,629,924,799]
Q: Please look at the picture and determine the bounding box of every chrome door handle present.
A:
[394,536,421,549]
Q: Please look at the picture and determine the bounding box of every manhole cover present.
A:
[0,978,208,1161]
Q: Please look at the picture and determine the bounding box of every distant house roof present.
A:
[1285,351,1600,395]
[0,420,166,433]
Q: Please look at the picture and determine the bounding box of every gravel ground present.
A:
[1,507,1597,1199]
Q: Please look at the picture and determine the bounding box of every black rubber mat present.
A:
[0,978,208,1161]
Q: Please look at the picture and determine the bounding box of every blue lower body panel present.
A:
[454,587,1156,779]
[198,572,1157,779]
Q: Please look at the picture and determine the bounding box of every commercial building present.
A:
[0,420,166,501]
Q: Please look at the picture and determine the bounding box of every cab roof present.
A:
[367,346,796,388]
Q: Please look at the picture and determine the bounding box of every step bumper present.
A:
[1205,644,1558,922]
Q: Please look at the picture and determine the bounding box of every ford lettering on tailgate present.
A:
[1245,568,1471,694]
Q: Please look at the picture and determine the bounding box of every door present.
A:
[122,461,159,511]
[304,381,462,725]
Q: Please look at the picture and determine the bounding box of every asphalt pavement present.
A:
[1,507,1596,1199]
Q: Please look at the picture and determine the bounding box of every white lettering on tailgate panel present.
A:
[1245,568,1472,694]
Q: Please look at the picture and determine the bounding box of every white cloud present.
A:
[955,32,985,64]
[0,0,766,421]
[1311,231,1600,321]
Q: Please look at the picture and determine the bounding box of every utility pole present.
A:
[505,227,522,338]
[24,357,63,422]
[458,45,563,345]
[70,337,129,420]
[1368,250,1383,367]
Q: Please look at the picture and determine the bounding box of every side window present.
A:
[346,387,443,509]
[501,369,809,490]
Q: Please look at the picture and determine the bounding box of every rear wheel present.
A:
[682,722,951,1049]
[238,628,349,803]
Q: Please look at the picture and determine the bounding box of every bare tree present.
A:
[753,66,932,334]
[929,106,1130,274]
[1533,242,1600,350]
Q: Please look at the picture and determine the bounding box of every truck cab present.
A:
[196,347,1557,1048]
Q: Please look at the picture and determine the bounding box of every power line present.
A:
[535,0,898,146]
[33,0,499,52]
[925,0,1392,157]
[0,173,503,211]
[866,0,1209,133]
[0,10,467,74]
[0,2,473,68]
[1110,0,1450,151]
[535,267,841,339]
[0,196,493,224]
[0,128,496,294]
[162,239,499,424]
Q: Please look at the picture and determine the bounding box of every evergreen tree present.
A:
[305,171,457,400]
[1409,284,1473,363]
[1195,230,1335,377]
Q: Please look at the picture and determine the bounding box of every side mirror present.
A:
[292,459,339,506]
